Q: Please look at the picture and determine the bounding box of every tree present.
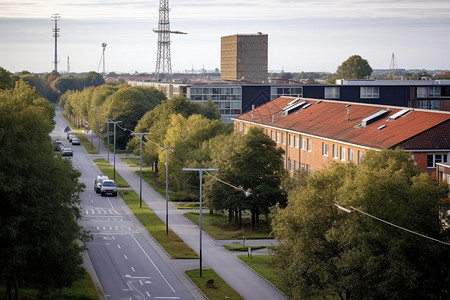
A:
[336,55,373,79]
[0,66,16,90]
[130,96,221,171]
[0,80,89,298]
[204,127,287,229]
[271,149,450,299]
[161,114,232,193]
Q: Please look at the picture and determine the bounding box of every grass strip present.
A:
[77,132,99,154]
[238,255,282,291]
[119,189,198,259]
[225,245,266,251]
[185,269,244,300]
[94,158,130,187]
[184,212,272,240]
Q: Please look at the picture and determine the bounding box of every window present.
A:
[417,87,441,98]
[348,148,354,162]
[322,142,329,156]
[324,87,340,99]
[294,136,299,148]
[333,145,339,159]
[289,134,293,147]
[358,150,364,164]
[301,137,306,150]
[427,153,448,168]
[282,133,286,145]
[307,139,312,152]
[360,86,379,99]
[288,158,292,171]
[276,132,280,143]
[340,146,346,161]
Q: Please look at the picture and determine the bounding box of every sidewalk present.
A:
[94,138,286,300]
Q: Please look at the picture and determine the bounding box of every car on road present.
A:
[94,174,109,193]
[71,137,81,145]
[68,134,76,143]
[67,130,74,139]
[64,126,71,133]
[61,148,73,156]
[52,140,65,151]
[100,180,117,197]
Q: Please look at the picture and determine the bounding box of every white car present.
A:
[71,137,81,145]
[94,175,109,193]
[100,180,117,197]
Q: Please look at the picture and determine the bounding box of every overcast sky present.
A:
[1,0,449,74]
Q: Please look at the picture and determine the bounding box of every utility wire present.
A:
[348,205,450,246]
[204,170,248,193]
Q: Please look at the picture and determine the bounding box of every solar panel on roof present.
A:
[283,100,308,115]
[361,110,390,127]
[389,109,411,120]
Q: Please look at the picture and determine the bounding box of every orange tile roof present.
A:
[235,97,450,149]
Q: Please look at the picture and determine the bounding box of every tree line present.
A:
[0,80,90,299]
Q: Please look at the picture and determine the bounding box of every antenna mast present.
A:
[153,0,186,82]
[51,13,60,72]
[389,53,399,78]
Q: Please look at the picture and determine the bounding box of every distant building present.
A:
[233,96,450,174]
[220,33,268,83]
[128,79,450,123]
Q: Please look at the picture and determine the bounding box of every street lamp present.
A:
[131,132,151,208]
[183,168,218,277]
[161,146,174,235]
[107,120,122,182]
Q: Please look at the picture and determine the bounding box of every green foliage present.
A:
[0,66,16,90]
[336,55,373,79]
[203,127,287,229]
[0,81,90,298]
[161,114,232,192]
[130,96,221,165]
[271,149,450,299]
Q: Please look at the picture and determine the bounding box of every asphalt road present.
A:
[51,108,199,300]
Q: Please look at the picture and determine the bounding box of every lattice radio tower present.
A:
[51,13,60,72]
[153,0,186,82]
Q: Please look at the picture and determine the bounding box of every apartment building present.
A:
[233,97,450,173]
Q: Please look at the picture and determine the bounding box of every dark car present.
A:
[100,180,117,197]
[64,126,71,133]
[61,148,73,156]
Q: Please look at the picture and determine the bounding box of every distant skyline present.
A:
[1,0,449,74]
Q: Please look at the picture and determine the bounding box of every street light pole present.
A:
[182,168,218,277]
[107,120,122,182]
[131,132,151,208]
[162,146,173,235]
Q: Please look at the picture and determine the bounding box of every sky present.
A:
[1,0,450,74]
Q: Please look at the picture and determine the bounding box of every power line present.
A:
[335,203,450,246]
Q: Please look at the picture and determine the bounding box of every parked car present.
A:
[52,140,64,151]
[71,137,81,145]
[67,131,74,139]
[64,126,71,133]
[61,148,73,156]
[100,180,117,197]
[68,134,76,143]
[94,174,109,193]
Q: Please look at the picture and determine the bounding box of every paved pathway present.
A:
[90,134,286,300]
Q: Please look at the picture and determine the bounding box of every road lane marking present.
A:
[117,244,121,249]
[146,291,151,297]
[124,254,128,260]
[131,266,136,272]
[131,235,176,293]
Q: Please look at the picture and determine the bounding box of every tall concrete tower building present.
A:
[221,33,268,83]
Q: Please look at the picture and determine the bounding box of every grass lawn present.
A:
[77,132,99,154]
[184,212,272,240]
[224,245,266,251]
[94,158,130,187]
[185,269,244,300]
[119,189,198,259]
[238,255,281,291]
